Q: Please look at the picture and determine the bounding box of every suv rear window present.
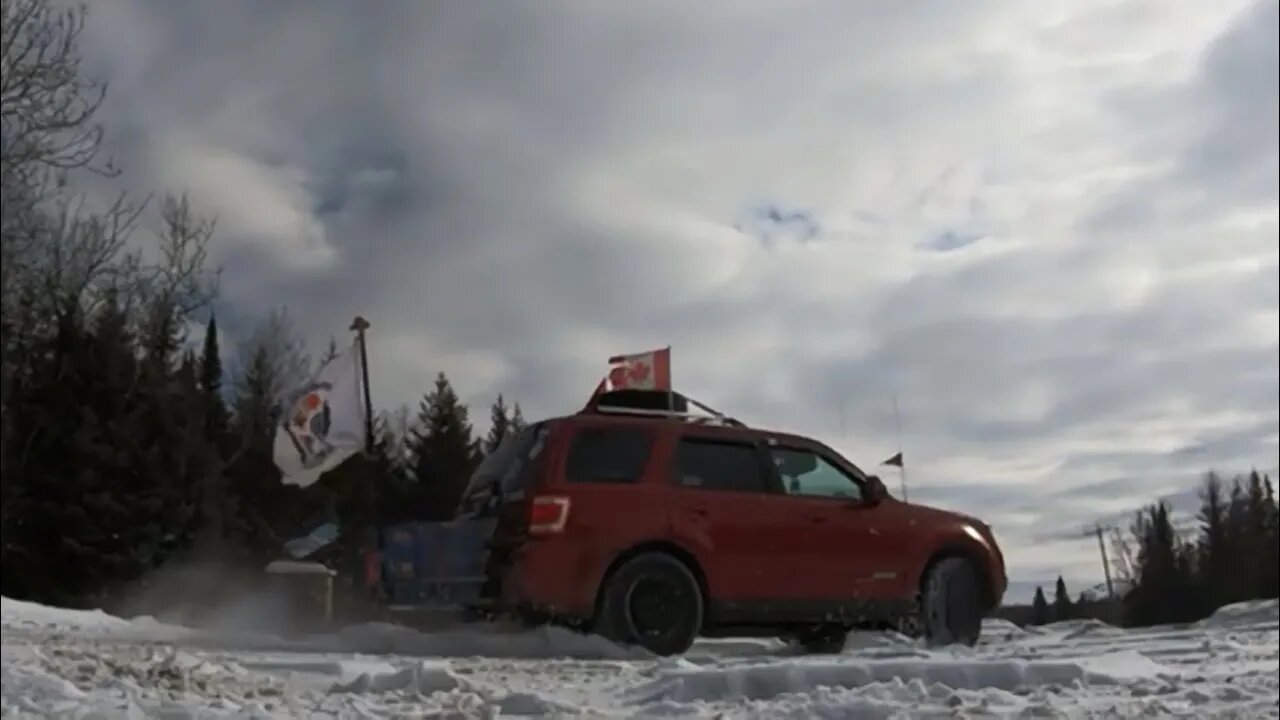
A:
[459,423,547,513]
[566,427,652,484]
[675,437,767,493]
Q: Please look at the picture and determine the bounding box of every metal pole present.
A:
[666,345,675,413]
[350,316,374,455]
[892,394,908,501]
[349,316,379,606]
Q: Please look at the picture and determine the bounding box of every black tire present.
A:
[920,556,985,647]
[792,625,848,654]
[595,553,703,656]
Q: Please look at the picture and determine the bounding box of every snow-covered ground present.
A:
[2,596,1277,718]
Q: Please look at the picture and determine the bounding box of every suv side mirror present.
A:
[865,475,888,504]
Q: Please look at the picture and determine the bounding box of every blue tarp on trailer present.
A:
[380,518,498,606]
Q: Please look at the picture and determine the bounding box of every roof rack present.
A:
[585,389,748,428]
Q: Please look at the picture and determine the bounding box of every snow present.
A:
[3,596,1278,718]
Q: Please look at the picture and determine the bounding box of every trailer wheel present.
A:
[595,552,702,656]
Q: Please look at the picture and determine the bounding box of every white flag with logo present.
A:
[272,340,367,488]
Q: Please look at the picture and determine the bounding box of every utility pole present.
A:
[1091,522,1115,601]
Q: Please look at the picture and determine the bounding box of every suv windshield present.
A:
[458,423,547,515]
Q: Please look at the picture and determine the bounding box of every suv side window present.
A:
[768,447,863,501]
[675,437,768,493]
[566,426,653,483]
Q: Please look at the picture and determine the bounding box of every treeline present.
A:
[0,0,526,607]
[1025,470,1279,629]
[1123,470,1279,627]
[1029,576,1079,626]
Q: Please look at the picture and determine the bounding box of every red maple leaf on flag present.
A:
[628,361,651,383]
[591,346,672,401]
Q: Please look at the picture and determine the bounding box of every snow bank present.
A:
[628,652,1169,704]
[2,596,192,645]
[1056,618,1128,641]
[1199,599,1280,629]
[981,617,1043,642]
[1,597,134,635]
[2,594,646,662]
[302,620,650,661]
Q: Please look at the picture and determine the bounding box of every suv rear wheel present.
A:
[595,553,703,656]
[920,556,984,647]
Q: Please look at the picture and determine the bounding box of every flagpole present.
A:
[892,393,908,502]
[350,316,374,455]
[666,345,674,413]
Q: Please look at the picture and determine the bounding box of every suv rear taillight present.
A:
[528,495,571,535]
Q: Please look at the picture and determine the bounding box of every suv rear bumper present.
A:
[498,540,597,621]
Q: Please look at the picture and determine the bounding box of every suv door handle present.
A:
[809,515,828,524]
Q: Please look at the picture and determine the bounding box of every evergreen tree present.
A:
[1223,477,1252,605]
[406,372,477,520]
[199,314,224,397]
[1053,576,1073,622]
[485,394,511,454]
[1261,474,1280,599]
[1196,471,1234,610]
[1124,502,1201,626]
[197,318,229,443]
[1243,470,1272,599]
[1031,586,1050,625]
[220,313,322,559]
[509,403,527,433]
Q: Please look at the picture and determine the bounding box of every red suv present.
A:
[459,389,1006,656]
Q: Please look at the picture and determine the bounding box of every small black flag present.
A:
[881,452,904,468]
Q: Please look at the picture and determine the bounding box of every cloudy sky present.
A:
[74,0,1277,597]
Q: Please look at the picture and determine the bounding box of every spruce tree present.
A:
[406,372,477,520]
[485,394,511,454]
[509,403,527,433]
[199,314,223,394]
[1125,502,1201,626]
[1053,576,1073,622]
[1031,586,1050,625]
[1244,470,1270,598]
[1224,477,1251,604]
[198,314,230,439]
[1261,475,1279,599]
[1196,471,1233,610]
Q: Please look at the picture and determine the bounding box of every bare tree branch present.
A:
[0,0,114,191]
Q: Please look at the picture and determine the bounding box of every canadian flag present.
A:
[590,347,672,398]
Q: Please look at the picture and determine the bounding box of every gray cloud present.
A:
[71,0,1278,587]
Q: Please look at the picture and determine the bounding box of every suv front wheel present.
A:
[920,556,985,647]
[595,553,703,656]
